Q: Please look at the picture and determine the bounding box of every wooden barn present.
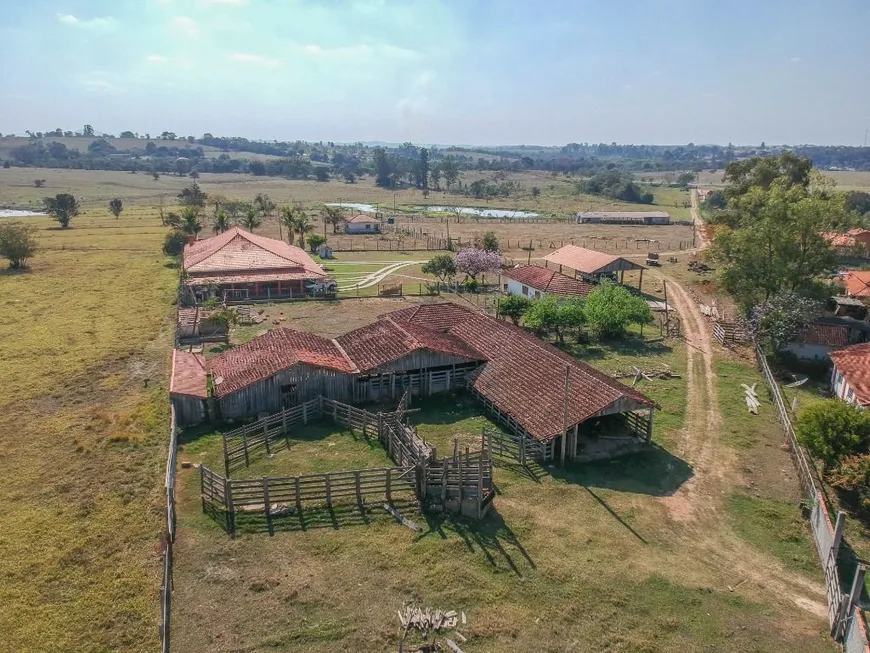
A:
[169,350,209,426]
[170,302,657,462]
[336,318,485,402]
[209,329,357,420]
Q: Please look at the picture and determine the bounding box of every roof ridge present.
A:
[241,229,309,267]
[330,338,360,373]
[184,227,240,268]
[384,316,423,350]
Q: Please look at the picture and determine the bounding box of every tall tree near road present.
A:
[711,155,843,308]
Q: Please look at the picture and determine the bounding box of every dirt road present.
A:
[656,194,828,617]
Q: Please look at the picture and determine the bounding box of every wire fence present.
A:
[159,406,177,653]
[756,347,869,649]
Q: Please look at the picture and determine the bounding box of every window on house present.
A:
[522,285,529,296]
[534,290,541,299]
[503,283,508,292]
[365,223,371,230]
[847,388,855,402]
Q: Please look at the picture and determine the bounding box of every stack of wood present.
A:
[398,604,468,653]
[742,383,760,414]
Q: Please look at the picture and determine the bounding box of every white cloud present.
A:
[199,0,247,4]
[229,52,282,68]
[790,56,802,63]
[147,54,169,63]
[170,16,199,37]
[57,14,116,30]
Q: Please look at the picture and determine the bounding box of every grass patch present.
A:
[727,493,820,577]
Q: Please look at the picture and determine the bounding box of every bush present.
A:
[795,399,870,470]
[499,294,531,325]
[0,222,38,268]
[828,454,870,511]
[308,233,327,252]
[163,229,188,257]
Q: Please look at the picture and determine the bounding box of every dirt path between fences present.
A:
[655,199,828,617]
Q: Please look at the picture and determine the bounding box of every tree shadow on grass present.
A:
[549,443,693,497]
[561,334,674,361]
[416,509,536,577]
[0,266,33,276]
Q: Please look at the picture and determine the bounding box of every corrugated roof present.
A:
[210,328,355,396]
[183,227,326,278]
[845,271,870,298]
[543,244,642,275]
[170,350,208,399]
[830,343,870,406]
[502,265,595,297]
[578,211,670,219]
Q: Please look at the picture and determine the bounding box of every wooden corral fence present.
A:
[159,407,178,653]
[468,384,556,460]
[206,393,495,532]
[482,426,546,465]
[222,397,382,475]
[712,321,749,346]
[424,443,495,519]
[756,346,870,649]
[201,464,418,537]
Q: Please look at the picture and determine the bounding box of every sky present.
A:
[1,0,869,147]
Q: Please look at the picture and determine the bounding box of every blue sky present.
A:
[1,0,869,146]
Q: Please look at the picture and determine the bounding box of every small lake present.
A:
[0,209,46,218]
[325,202,540,218]
[416,205,540,218]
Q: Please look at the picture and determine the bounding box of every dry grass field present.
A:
[0,168,836,652]
[170,298,834,653]
[650,168,870,192]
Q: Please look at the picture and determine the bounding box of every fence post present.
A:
[226,478,236,538]
[832,511,847,558]
[294,476,302,514]
[386,467,392,503]
[263,477,273,536]
[222,432,230,477]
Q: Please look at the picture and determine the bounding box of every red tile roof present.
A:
[210,328,355,396]
[502,265,595,297]
[799,323,850,347]
[845,271,870,298]
[446,314,655,441]
[170,350,208,398]
[183,227,325,279]
[347,214,380,223]
[543,245,642,275]
[386,302,479,332]
[335,318,483,373]
[823,232,857,247]
[830,343,870,406]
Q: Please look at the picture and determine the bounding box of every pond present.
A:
[325,202,540,218]
[0,209,46,218]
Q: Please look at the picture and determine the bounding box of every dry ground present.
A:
[171,294,834,652]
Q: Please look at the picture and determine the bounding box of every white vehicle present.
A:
[305,279,338,295]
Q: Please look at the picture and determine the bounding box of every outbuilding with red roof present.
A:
[345,214,381,234]
[501,265,595,299]
[830,343,870,407]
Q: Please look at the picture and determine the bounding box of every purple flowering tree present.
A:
[455,247,502,285]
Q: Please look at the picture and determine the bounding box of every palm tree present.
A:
[279,206,301,245]
[180,206,202,236]
[295,215,313,249]
[212,209,230,234]
[240,204,261,232]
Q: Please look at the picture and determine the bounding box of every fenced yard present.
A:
[756,347,870,650]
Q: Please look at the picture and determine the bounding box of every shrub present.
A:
[163,229,188,257]
[308,233,327,253]
[828,454,870,511]
[795,399,870,470]
[0,222,38,268]
[499,294,531,325]
[43,193,79,228]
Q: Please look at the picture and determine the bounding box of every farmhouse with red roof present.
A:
[543,244,646,291]
[501,265,595,299]
[181,227,329,303]
[171,302,656,462]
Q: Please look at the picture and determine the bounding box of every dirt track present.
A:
[656,193,827,617]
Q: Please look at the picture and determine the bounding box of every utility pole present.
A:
[663,280,670,337]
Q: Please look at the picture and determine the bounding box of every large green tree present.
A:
[0,222,38,268]
[796,400,870,471]
[584,282,652,339]
[43,193,79,228]
[523,296,585,345]
[421,253,457,286]
[711,155,843,308]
